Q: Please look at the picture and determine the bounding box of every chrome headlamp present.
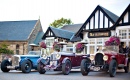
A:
[8,58,12,62]
[103,55,108,61]
[56,53,61,60]
[90,55,94,60]
[42,54,47,59]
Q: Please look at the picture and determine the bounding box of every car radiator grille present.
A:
[95,53,104,65]
[12,56,19,66]
[50,54,57,61]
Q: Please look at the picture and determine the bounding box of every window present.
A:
[129,42,130,47]
[97,39,102,44]
[16,44,19,54]
[119,30,127,39]
[66,44,73,52]
[89,39,95,44]
[97,46,102,51]
[90,46,94,54]
[46,39,54,47]
[129,29,130,39]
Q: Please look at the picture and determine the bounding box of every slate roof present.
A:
[100,5,119,23]
[0,20,38,41]
[49,27,75,40]
[61,23,83,33]
[42,27,82,42]
[33,31,44,46]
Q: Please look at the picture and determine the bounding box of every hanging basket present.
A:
[53,42,60,52]
[75,43,84,53]
[105,36,120,46]
[39,41,46,49]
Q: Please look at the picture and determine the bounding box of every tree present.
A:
[49,17,73,28]
[0,41,14,54]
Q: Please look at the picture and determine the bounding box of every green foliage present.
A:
[0,41,14,54]
[49,17,73,28]
[0,48,13,54]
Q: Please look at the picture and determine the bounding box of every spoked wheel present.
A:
[37,62,46,74]
[124,60,130,73]
[109,60,117,77]
[1,60,11,72]
[81,59,90,76]
[21,60,32,73]
[62,60,71,75]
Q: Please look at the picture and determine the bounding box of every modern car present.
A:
[80,46,130,77]
[1,51,41,73]
[37,42,89,75]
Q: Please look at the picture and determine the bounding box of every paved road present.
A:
[0,69,129,80]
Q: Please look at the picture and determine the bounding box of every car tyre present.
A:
[109,60,117,77]
[124,60,130,73]
[37,62,46,74]
[1,60,10,72]
[21,60,32,73]
[62,60,71,75]
[81,59,90,76]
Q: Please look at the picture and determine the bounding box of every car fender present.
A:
[62,57,70,64]
[37,57,43,63]
[124,58,128,66]
[21,58,32,64]
[108,56,116,64]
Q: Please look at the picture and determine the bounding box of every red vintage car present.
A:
[81,46,130,77]
[37,42,88,75]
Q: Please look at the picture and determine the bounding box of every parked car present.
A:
[81,46,130,77]
[1,51,41,73]
[37,42,89,75]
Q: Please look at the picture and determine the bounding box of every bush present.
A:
[0,48,14,54]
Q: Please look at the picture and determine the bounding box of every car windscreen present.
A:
[27,51,41,55]
[102,46,119,53]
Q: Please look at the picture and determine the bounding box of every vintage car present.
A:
[81,46,130,77]
[1,51,41,73]
[37,42,89,75]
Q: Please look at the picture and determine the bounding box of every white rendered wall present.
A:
[95,11,98,29]
[90,17,94,29]
[124,12,128,23]
[100,11,103,28]
[104,16,108,28]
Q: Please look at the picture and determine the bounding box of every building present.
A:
[113,4,130,47]
[0,19,44,55]
[75,4,130,54]
[42,4,130,55]
[42,24,82,52]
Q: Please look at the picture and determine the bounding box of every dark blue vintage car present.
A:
[1,51,41,73]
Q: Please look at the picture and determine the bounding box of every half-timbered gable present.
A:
[112,4,130,47]
[74,5,119,54]
[76,5,119,37]
[112,4,130,28]
[42,27,75,41]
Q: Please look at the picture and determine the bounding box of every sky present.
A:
[0,0,130,32]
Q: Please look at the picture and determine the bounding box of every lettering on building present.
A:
[88,31,111,38]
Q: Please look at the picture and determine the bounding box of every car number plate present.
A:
[50,61,57,66]
[93,67,100,71]
[7,66,15,69]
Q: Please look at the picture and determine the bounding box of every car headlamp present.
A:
[8,58,12,62]
[42,54,47,59]
[103,55,108,61]
[56,53,61,60]
[90,55,94,60]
